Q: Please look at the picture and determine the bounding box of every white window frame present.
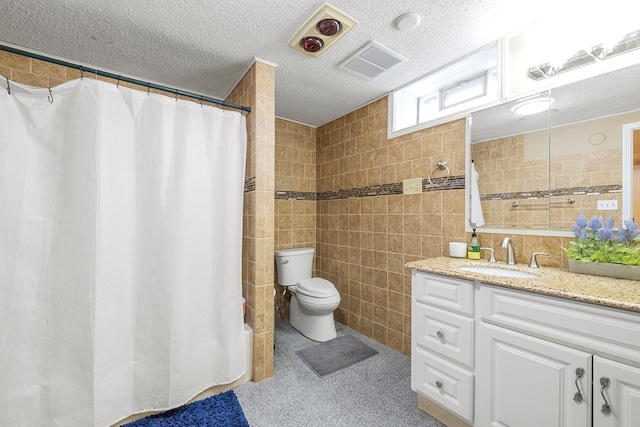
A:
[388,41,502,139]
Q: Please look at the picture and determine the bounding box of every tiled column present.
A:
[227,60,276,381]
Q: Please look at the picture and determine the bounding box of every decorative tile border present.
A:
[317,183,403,200]
[481,184,622,201]
[275,190,316,200]
[244,177,255,193]
[270,180,621,202]
[422,175,465,192]
[274,175,466,201]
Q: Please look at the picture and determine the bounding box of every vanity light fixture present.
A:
[511,96,554,116]
[288,3,358,57]
[528,29,640,80]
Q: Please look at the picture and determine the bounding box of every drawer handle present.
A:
[435,380,443,389]
[436,330,444,339]
[573,367,584,402]
[600,377,611,414]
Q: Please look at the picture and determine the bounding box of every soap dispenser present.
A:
[468,228,480,259]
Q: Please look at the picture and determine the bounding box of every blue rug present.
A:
[123,390,249,427]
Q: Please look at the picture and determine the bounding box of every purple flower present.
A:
[599,227,614,242]
[603,216,614,230]
[598,216,615,242]
[589,217,602,232]
[579,228,587,241]
[625,219,639,240]
[619,227,628,243]
[576,215,587,229]
[572,224,581,238]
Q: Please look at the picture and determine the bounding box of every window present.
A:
[389,42,501,139]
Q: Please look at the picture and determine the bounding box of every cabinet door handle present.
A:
[436,330,444,339]
[435,380,443,389]
[600,376,611,414]
[573,367,584,402]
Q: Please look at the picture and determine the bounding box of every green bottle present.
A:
[468,228,481,259]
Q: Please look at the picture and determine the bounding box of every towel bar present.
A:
[511,198,575,207]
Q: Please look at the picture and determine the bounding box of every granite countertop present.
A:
[405,257,640,313]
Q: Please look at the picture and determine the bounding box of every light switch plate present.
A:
[403,178,422,195]
[597,200,618,210]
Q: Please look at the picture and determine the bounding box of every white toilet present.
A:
[274,248,341,342]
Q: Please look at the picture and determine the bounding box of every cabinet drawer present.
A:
[414,303,474,367]
[412,347,474,423]
[412,270,473,316]
[478,284,640,366]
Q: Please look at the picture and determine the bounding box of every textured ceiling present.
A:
[0,0,620,127]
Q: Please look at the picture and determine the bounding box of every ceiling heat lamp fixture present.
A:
[288,3,358,57]
[528,29,640,80]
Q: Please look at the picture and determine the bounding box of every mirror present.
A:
[469,63,640,234]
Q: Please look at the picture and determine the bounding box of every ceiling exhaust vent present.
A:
[339,41,407,79]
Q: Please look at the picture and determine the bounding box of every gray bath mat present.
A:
[295,334,379,377]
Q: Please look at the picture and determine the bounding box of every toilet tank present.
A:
[274,247,314,286]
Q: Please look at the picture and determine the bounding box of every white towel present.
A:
[470,161,485,227]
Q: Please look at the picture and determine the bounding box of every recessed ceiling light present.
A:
[511,97,554,116]
[394,13,421,32]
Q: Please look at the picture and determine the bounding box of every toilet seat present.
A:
[295,278,338,298]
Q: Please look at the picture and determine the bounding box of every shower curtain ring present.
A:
[80,70,84,80]
[116,78,120,88]
[47,87,53,103]
[147,86,150,96]
[6,78,10,95]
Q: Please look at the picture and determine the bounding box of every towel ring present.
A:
[427,160,450,186]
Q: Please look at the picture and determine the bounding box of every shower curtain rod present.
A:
[0,44,252,114]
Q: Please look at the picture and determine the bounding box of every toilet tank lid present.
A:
[297,278,337,296]
[274,247,314,257]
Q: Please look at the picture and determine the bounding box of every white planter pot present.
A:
[568,259,640,281]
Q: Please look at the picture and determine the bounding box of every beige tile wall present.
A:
[550,149,622,189]
[314,98,467,356]
[471,135,549,195]
[275,119,317,193]
[275,97,581,358]
[274,118,317,317]
[472,134,623,230]
[227,60,276,382]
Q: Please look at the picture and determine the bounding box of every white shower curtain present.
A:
[0,76,247,426]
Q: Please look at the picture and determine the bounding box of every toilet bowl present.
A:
[274,248,340,342]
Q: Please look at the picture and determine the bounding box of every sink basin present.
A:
[459,266,538,279]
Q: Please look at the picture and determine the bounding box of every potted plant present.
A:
[566,215,640,280]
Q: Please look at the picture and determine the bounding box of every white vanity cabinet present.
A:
[475,284,640,427]
[476,323,591,427]
[411,270,475,424]
[593,355,640,427]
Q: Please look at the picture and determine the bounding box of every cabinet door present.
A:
[476,323,591,427]
[593,355,640,427]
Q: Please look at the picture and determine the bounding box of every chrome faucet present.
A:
[500,237,517,265]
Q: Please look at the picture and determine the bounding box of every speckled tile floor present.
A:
[234,320,445,427]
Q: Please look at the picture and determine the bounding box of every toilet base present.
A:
[289,292,339,342]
